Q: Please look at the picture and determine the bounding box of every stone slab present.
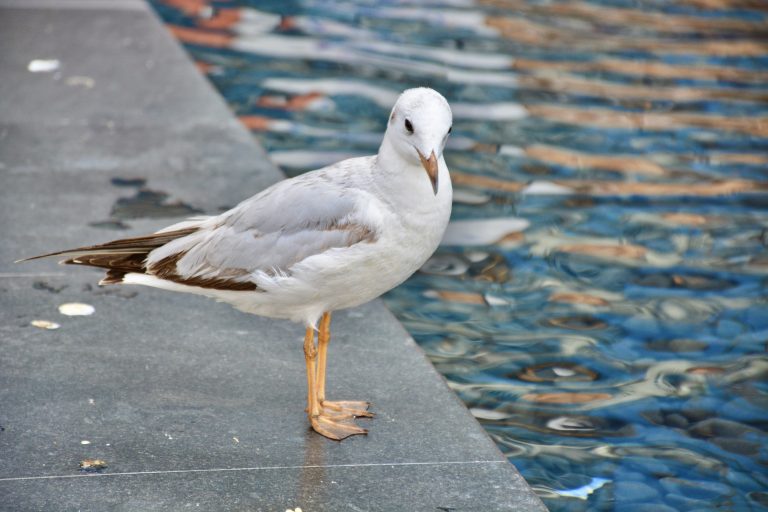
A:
[0,2,546,511]
[0,6,226,125]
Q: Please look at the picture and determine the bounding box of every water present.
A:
[151,1,768,510]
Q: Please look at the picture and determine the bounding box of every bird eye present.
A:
[404,119,414,134]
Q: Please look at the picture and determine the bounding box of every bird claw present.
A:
[321,400,374,418]
[311,412,368,441]
[309,400,372,440]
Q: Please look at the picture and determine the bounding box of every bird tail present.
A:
[16,227,199,285]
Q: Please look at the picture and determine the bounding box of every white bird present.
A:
[22,87,454,440]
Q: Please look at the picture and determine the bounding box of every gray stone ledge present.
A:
[0,2,546,510]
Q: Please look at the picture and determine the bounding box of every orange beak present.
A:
[417,150,439,195]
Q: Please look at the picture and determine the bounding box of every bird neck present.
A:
[377,135,408,170]
[375,136,450,210]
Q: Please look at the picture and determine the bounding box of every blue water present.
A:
[152,1,768,509]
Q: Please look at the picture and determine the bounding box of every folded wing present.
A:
[23,168,381,292]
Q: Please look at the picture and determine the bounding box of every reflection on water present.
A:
[152,0,768,510]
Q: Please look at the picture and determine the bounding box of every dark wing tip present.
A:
[15,251,67,264]
[15,227,200,266]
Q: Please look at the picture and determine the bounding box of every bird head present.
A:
[384,88,453,195]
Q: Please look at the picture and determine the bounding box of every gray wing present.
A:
[145,164,381,288]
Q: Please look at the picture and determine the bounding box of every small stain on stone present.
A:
[79,458,107,472]
[28,59,60,72]
[59,303,95,316]
[31,319,61,330]
[65,75,95,88]
[91,288,138,299]
[33,281,67,293]
[111,188,203,219]
[110,177,146,188]
[89,219,131,230]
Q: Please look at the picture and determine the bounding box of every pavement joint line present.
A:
[0,0,147,10]
[0,460,509,483]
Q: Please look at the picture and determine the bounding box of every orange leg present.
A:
[316,312,331,404]
[303,326,320,419]
[316,312,373,418]
[305,312,372,441]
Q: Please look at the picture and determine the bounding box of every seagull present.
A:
[21,87,454,441]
